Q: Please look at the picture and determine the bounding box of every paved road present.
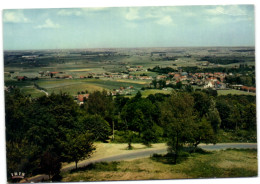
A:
[61,148,168,172]
[22,143,257,183]
[199,143,257,151]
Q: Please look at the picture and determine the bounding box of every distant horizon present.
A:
[3,45,255,52]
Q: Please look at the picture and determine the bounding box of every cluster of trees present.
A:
[5,88,256,180]
[225,75,255,87]
[148,66,177,74]
[180,66,255,74]
[198,56,254,65]
[6,90,98,181]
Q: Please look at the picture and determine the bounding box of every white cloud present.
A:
[156,16,174,26]
[125,8,140,20]
[57,9,82,16]
[57,7,108,17]
[35,19,60,29]
[205,5,248,16]
[3,10,29,23]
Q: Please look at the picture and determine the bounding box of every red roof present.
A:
[78,94,89,102]
[17,76,25,80]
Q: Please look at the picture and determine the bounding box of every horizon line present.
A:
[3,45,255,51]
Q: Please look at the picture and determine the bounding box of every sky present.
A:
[2,5,255,50]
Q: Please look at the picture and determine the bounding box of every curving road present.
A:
[22,143,257,183]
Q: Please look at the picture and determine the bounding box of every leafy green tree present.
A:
[124,130,135,150]
[158,80,166,89]
[161,92,195,163]
[206,98,221,133]
[243,103,256,131]
[40,150,61,180]
[6,140,40,177]
[79,114,111,142]
[141,123,162,147]
[84,90,114,117]
[216,99,232,129]
[192,117,216,149]
[121,97,157,136]
[192,92,211,118]
[62,132,95,170]
[176,81,182,89]
[152,79,157,89]
[185,85,194,92]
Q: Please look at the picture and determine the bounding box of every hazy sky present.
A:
[3,5,255,50]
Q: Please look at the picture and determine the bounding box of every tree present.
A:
[84,90,114,117]
[40,150,61,180]
[141,123,162,147]
[62,132,95,170]
[161,92,195,163]
[158,80,166,89]
[206,98,221,133]
[243,103,256,131]
[192,91,211,118]
[124,130,135,150]
[121,97,157,136]
[79,114,111,142]
[176,81,182,89]
[152,79,157,89]
[192,117,216,149]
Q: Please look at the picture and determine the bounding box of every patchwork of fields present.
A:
[4,47,256,98]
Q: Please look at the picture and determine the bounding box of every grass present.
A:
[141,89,172,97]
[20,86,46,98]
[45,83,105,95]
[61,143,167,169]
[61,148,257,182]
[217,89,255,96]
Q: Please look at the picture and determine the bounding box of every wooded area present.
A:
[5,88,256,181]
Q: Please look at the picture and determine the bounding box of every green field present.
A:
[61,149,257,182]
[217,89,256,96]
[141,89,172,97]
[35,78,148,96]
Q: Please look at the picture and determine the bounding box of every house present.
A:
[241,86,256,93]
[17,76,26,81]
[204,81,214,88]
[156,75,167,80]
[215,81,226,89]
[77,94,89,105]
[173,73,181,79]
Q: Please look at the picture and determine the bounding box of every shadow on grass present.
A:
[70,161,119,174]
[151,147,212,165]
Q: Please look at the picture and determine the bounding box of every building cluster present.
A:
[126,65,144,72]
[164,72,228,89]
[109,86,134,96]
[76,86,134,105]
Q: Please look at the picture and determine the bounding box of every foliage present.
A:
[40,150,61,180]
[61,132,95,169]
[148,66,177,74]
[161,92,195,163]
[5,86,257,177]
[79,114,111,142]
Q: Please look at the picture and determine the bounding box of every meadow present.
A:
[61,148,257,181]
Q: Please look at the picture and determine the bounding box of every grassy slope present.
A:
[61,149,257,182]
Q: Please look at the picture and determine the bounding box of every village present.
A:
[5,62,255,107]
